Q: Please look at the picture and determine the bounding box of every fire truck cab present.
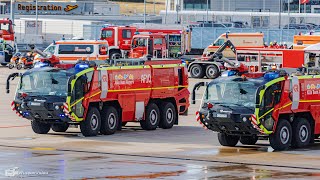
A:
[193,69,320,151]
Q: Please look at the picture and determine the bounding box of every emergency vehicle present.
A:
[7,60,189,137]
[192,68,320,151]
[203,33,264,59]
[34,40,109,64]
[293,33,320,50]
[100,26,192,59]
[236,48,306,72]
[129,33,185,59]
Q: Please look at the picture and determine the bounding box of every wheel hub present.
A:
[280,126,289,144]
[91,114,98,130]
[192,67,200,76]
[166,108,174,123]
[299,125,308,142]
[108,113,116,129]
[150,110,157,125]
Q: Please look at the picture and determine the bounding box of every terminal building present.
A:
[162,0,320,27]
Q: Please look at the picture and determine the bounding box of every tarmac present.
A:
[1,67,320,179]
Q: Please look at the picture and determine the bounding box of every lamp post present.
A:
[10,0,15,23]
[206,0,208,22]
[144,0,146,25]
[36,0,38,35]
[279,0,282,29]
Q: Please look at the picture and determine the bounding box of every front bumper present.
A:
[12,101,72,123]
[198,111,260,135]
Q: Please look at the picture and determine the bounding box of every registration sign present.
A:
[216,113,227,118]
[30,102,41,106]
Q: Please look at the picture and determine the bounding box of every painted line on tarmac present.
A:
[0,125,31,128]
[0,144,319,171]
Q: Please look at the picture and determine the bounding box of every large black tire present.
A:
[100,106,119,135]
[159,102,176,129]
[140,103,160,130]
[80,107,101,137]
[205,65,220,79]
[51,123,69,132]
[240,136,258,145]
[31,121,51,134]
[218,133,239,147]
[269,119,292,151]
[190,64,204,78]
[291,118,311,148]
[110,51,121,59]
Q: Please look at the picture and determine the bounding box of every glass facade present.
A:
[184,0,210,10]
[283,0,320,13]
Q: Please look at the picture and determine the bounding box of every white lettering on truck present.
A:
[141,74,151,84]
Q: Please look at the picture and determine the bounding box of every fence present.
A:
[191,27,314,49]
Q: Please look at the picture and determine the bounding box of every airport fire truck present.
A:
[6,60,190,137]
[100,26,193,59]
[192,68,320,151]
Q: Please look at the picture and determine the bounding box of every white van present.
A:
[35,40,109,63]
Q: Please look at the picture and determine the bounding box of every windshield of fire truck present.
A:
[204,78,262,109]
[0,22,12,33]
[19,69,71,97]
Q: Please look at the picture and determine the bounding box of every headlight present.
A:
[242,117,247,122]
[55,105,60,110]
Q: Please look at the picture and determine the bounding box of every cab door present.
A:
[66,69,94,121]
[255,78,285,133]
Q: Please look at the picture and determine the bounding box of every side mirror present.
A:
[289,91,293,101]
[192,82,206,104]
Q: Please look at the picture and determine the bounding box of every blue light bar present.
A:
[221,70,237,77]
[264,72,280,82]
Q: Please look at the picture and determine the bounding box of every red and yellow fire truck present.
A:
[100,26,191,59]
[7,60,190,137]
[192,68,320,151]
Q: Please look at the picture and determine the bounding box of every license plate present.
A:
[216,113,227,118]
[30,102,41,106]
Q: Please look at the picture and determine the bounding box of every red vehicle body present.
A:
[237,48,306,72]
[0,19,14,43]
[100,26,189,59]
[8,59,190,137]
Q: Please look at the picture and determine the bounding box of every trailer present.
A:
[7,60,190,137]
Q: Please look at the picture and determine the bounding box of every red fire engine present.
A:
[100,26,190,59]
[0,19,14,44]
[8,60,190,137]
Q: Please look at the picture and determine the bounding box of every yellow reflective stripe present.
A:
[85,91,102,100]
[274,102,292,112]
[151,64,184,68]
[98,65,150,70]
[70,97,84,108]
[108,85,187,92]
[300,100,320,103]
[265,77,285,87]
[75,68,94,78]
[258,108,274,120]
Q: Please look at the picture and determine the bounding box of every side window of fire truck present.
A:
[154,38,163,45]
[122,29,132,39]
[260,83,282,114]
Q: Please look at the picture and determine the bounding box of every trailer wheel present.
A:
[218,133,239,147]
[8,64,14,69]
[206,65,220,79]
[100,106,119,135]
[31,121,51,134]
[269,119,292,151]
[240,135,258,145]
[80,107,101,137]
[291,118,311,148]
[159,102,176,129]
[51,123,69,132]
[190,64,204,78]
[140,103,160,130]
